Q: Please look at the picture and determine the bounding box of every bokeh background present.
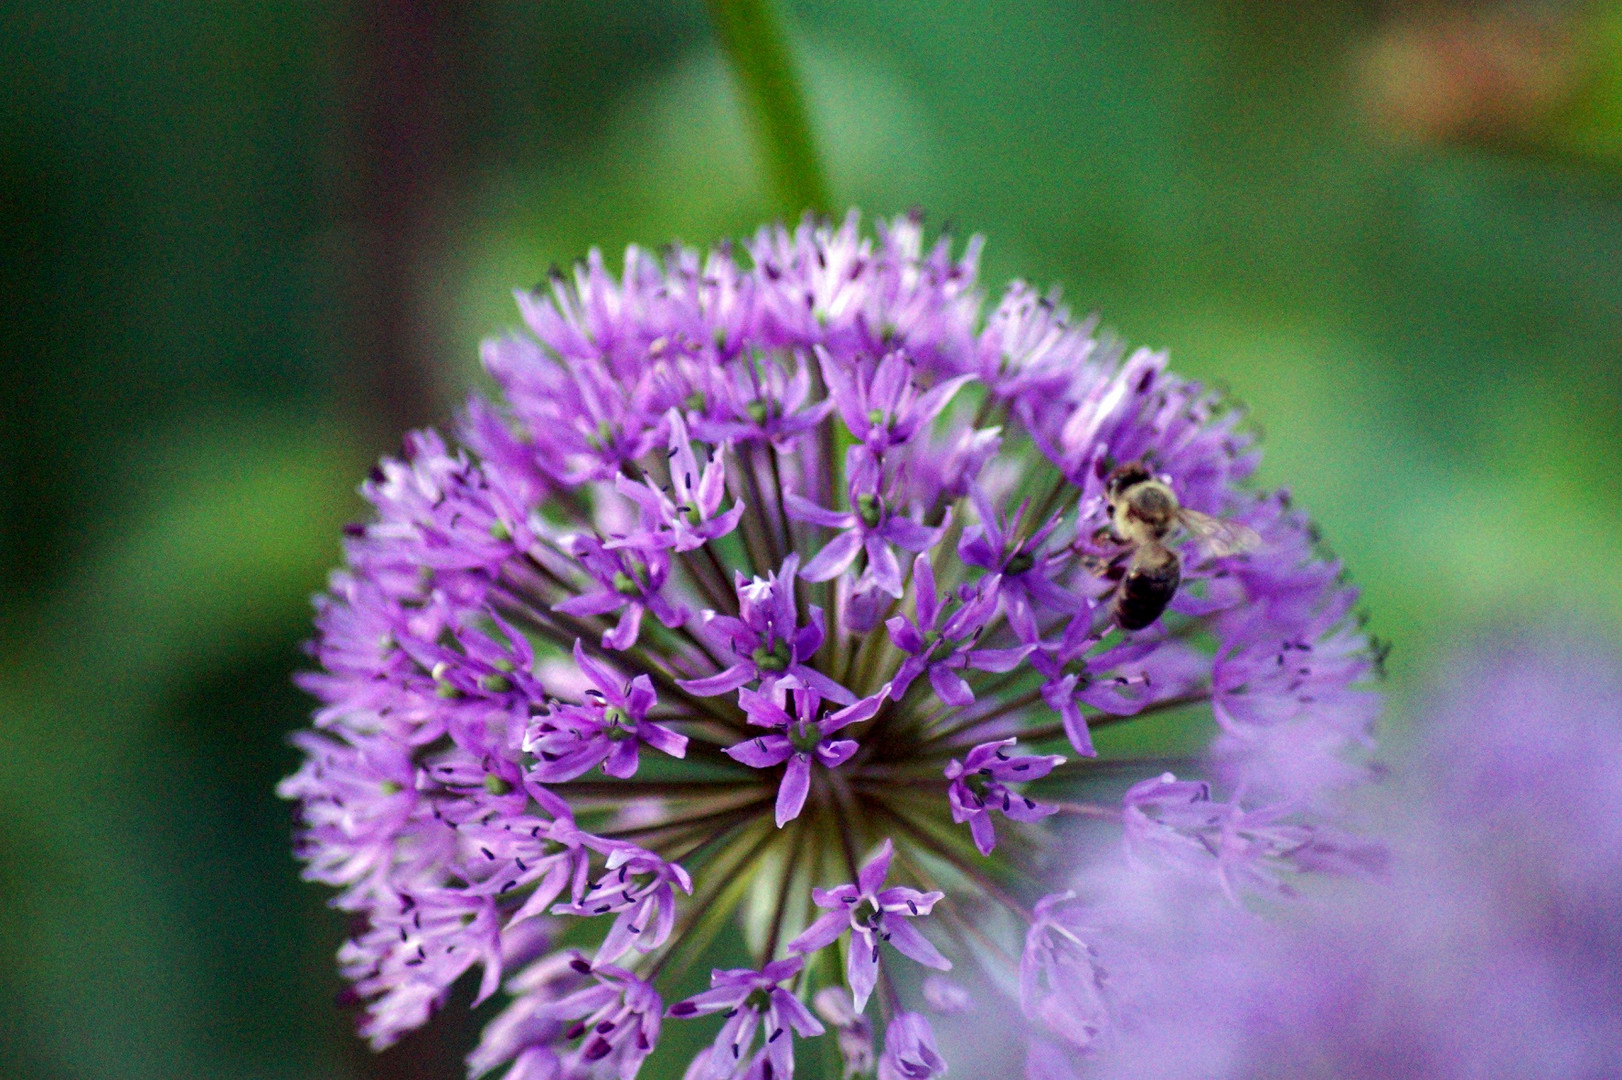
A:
[1,1,1618,1078]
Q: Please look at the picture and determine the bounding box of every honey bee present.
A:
[1099,462,1260,630]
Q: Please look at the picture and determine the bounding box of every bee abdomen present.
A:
[1113,549,1181,631]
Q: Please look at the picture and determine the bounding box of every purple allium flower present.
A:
[677,555,851,703]
[469,952,662,1080]
[553,844,693,966]
[1119,772,1382,899]
[957,487,1086,645]
[612,408,745,552]
[554,533,688,651]
[945,739,1066,855]
[524,641,687,781]
[784,469,943,598]
[282,212,1379,1079]
[667,958,824,1080]
[789,839,950,1011]
[819,348,972,457]
[886,553,1028,707]
[726,684,886,826]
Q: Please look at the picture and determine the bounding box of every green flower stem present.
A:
[705,0,831,217]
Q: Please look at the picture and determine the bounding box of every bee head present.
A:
[1104,460,1154,500]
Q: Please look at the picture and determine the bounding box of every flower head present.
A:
[282,212,1379,1079]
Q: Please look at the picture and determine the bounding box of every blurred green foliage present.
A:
[1,2,1618,1078]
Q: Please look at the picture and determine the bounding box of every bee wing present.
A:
[1177,509,1261,557]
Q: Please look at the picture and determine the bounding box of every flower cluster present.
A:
[281,212,1379,1078]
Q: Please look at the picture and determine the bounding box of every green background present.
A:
[2,2,1618,1077]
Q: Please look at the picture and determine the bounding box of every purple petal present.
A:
[511,862,571,923]
[811,883,860,908]
[912,553,938,626]
[801,529,863,582]
[929,664,975,707]
[824,690,886,733]
[649,593,689,628]
[626,675,658,716]
[876,885,943,914]
[783,491,854,529]
[1045,678,1097,758]
[865,535,904,597]
[603,739,640,778]
[738,686,796,728]
[788,909,847,954]
[725,734,794,768]
[957,529,1001,572]
[790,663,858,706]
[651,883,678,945]
[888,615,927,656]
[772,986,825,1037]
[1005,591,1038,644]
[967,643,1034,673]
[603,605,642,650]
[676,663,754,697]
[776,754,812,827]
[884,917,952,971]
[1024,571,1087,614]
[639,722,688,759]
[703,614,754,652]
[761,956,805,983]
[570,635,619,694]
[816,738,859,769]
[793,606,826,659]
[817,346,865,433]
[881,515,941,552]
[595,909,639,965]
[765,1013,795,1080]
[969,810,997,855]
[555,591,624,617]
[969,485,1002,546]
[1002,795,1059,823]
[848,929,880,1012]
[859,838,895,896]
[668,984,749,1018]
[890,656,926,700]
[910,373,973,426]
[870,352,909,412]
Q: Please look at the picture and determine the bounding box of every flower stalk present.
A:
[706,0,831,218]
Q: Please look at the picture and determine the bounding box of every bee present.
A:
[1100,462,1260,631]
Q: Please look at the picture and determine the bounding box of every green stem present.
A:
[705,0,831,217]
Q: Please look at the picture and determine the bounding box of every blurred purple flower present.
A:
[1034,633,1622,1080]
[878,1012,948,1080]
